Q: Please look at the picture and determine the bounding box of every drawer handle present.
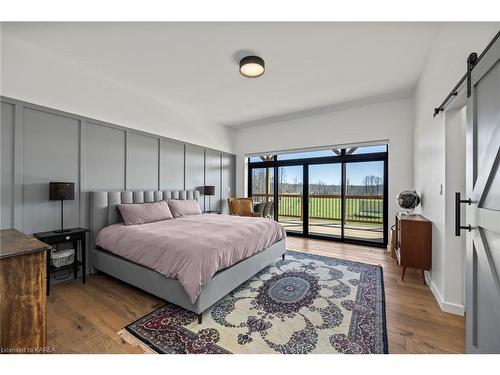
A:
[65,236,71,240]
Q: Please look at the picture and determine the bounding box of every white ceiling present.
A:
[2,22,440,127]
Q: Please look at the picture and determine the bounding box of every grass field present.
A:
[274,195,383,223]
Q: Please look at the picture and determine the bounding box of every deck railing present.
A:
[252,193,383,224]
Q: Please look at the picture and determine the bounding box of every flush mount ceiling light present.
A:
[239,55,265,78]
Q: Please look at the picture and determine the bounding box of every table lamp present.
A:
[202,185,215,212]
[49,182,75,233]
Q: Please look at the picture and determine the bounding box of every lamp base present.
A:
[54,228,71,233]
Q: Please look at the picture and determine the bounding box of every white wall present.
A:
[231,97,415,244]
[0,30,233,153]
[413,23,500,315]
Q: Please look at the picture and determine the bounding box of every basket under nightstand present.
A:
[33,227,89,295]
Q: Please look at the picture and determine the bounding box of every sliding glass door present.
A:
[343,161,385,244]
[308,163,341,238]
[248,145,388,247]
[277,165,303,234]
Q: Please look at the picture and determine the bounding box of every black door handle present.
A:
[455,192,471,236]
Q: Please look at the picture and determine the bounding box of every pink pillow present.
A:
[167,199,202,217]
[118,201,173,226]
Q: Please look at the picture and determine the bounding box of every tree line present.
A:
[252,169,383,196]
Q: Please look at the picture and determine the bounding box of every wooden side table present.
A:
[33,227,89,295]
[394,214,432,284]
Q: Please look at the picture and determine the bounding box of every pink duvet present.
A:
[96,214,286,303]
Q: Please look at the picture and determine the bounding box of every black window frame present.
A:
[247,146,388,248]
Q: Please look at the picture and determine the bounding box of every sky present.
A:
[280,161,384,186]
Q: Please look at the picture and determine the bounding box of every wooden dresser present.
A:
[394,214,432,284]
[0,229,49,353]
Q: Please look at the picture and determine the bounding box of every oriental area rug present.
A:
[118,251,388,354]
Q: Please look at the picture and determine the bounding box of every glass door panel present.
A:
[308,163,341,238]
[343,161,384,243]
[250,167,274,219]
[277,165,303,234]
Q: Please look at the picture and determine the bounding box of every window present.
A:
[346,144,387,155]
[251,168,274,197]
[251,167,274,219]
[277,149,338,160]
[249,155,274,163]
[248,144,388,247]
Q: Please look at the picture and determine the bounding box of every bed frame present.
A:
[90,190,286,323]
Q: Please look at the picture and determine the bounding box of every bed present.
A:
[90,190,286,323]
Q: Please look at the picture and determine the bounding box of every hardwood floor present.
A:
[47,237,465,354]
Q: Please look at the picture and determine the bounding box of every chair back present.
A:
[254,202,266,215]
[263,202,274,218]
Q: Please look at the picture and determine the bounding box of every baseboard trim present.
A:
[424,271,465,316]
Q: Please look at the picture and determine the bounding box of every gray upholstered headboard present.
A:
[90,190,200,249]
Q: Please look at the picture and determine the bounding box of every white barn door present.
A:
[464,34,500,353]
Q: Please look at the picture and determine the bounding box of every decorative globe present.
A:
[396,190,420,214]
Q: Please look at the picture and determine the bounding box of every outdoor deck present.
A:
[253,193,384,242]
[280,217,384,241]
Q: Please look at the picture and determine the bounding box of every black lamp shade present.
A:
[49,182,75,201]
[202,185,215,196]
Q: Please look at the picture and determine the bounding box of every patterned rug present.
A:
[119,251,388,354]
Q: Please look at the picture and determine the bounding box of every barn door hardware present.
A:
[455,192,471,236]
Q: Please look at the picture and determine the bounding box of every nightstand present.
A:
[394,214,431,284]
[33,227,89,295]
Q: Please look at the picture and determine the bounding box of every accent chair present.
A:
[228,198,262,217]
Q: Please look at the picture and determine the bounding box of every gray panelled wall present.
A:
[0,96,236,274]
